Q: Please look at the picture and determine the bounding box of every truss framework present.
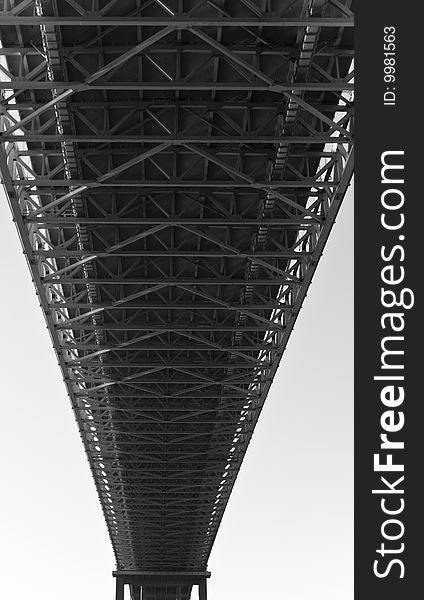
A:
[0,1,353,598]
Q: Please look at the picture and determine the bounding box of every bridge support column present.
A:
[198,579,207,600]
[115,577,125,600]
[130,584,141,600]
[113,570,210,599]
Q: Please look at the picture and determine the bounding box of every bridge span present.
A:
[0,1,353,598]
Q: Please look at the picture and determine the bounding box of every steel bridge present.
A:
[0,1,353,598]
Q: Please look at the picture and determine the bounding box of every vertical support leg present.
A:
[199,579,207,600]
[130,585,141,600]
[116,577,125,600]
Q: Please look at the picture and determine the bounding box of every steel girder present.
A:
[0,0,354,598]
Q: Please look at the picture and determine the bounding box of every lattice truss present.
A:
[0,0,353,591]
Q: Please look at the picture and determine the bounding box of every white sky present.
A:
[0,182,353,600]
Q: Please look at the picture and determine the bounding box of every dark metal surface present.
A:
[0,1,353,598]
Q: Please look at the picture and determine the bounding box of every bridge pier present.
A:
[113,570,210,600]
[130,584,141,600]
[115,578,124,600]
[198,579,207,600]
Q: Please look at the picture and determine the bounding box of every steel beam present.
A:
[0,17,354,27]
[0,81,354,91]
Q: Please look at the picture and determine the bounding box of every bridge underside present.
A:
[0,1,353,598]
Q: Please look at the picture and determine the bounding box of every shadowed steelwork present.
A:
[0,0,353,598]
